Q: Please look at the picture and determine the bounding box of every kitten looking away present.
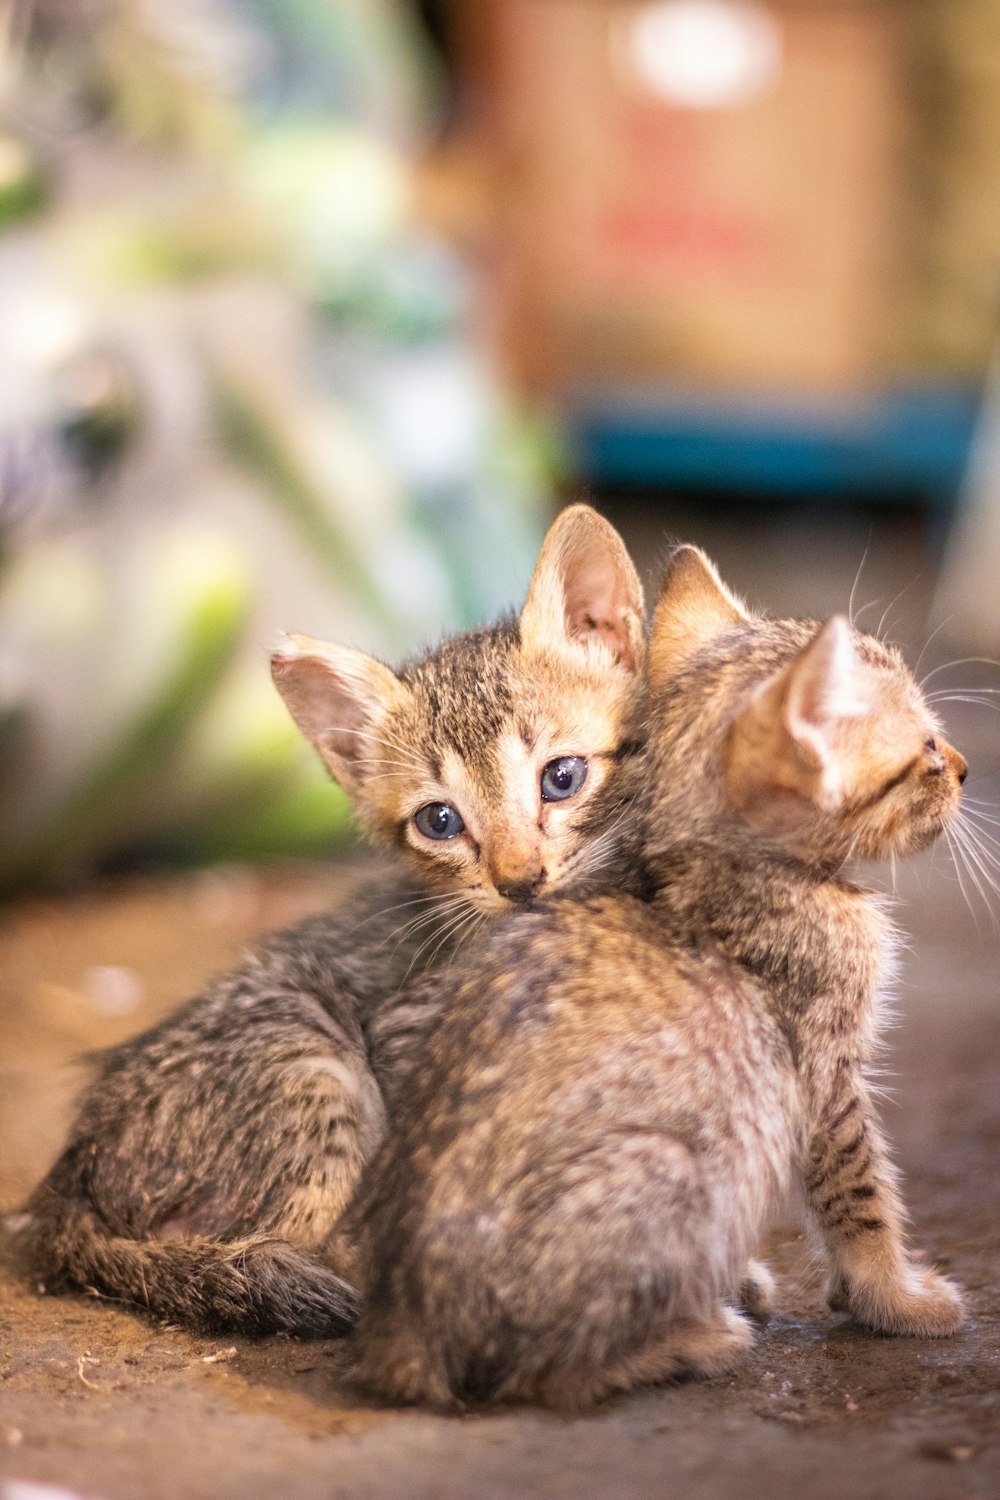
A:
[17,505,646,1337]
[349,545,968,1410]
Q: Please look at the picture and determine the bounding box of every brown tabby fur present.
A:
[348,546,967,1410]
[15,506,647,1336]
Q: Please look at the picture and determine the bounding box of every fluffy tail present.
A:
[10,1204,359,1337]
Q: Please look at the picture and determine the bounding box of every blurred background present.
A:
[0,0,998,893]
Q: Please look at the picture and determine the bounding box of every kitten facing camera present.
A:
[349,546,968,1411]
[272,502,644,914]
[17,506,647,1337]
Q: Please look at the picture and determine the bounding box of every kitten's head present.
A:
[272,505,645,912]
[643,545,967,868]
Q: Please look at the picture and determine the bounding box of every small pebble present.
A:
[918,1438,976,1462]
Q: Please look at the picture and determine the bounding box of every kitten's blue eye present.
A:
[413,802,465,840]
[541,756,588,802]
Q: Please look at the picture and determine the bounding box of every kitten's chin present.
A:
[877,817,951,860]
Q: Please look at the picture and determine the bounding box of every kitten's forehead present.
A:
[396,618,521,775]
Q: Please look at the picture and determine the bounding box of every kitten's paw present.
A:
[739,1258,778,1323]
[847,1265,965,1338]
[825,1271,850,1313]
[672,1306,755,1379]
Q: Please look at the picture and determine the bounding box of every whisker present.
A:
[959,811,1000,850]
[912,614,953,682]
[956,816,1000,883]
[847,534,872,627]
[875,571,924,641]
[961,808,1000,831]
[919,657,1000,690]
[351,889,462,933]
[948,822,998,929]
[444,909,489,969]
[924,694,1000,713]
[404,903,483,979]
[383,896,472,952]
[944,827,980,931]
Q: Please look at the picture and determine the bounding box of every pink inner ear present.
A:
[785,618,865,735]
[563,553,635,667]
[272,654,369,765]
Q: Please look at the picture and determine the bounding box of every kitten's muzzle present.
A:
[941,747,971,792]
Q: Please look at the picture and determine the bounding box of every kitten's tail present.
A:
[7,1204,359,1337]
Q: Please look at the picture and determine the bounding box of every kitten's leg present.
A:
[526,1306,754,1409]
[24,992,385,1334]
[804,1083,963,1337]
[738,1258,777,1322]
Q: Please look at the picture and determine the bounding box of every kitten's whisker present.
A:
[373,892,472,948]
[351,890,460,933]
[961,808,1000,831]
[954,818,1000,899]
[352,757,427,772]
[562,798,636,887]
[959,811,1000,852]
[924,694,1000,713]
[404,903,480,980]
[944,827,980,930]
[851,596,884,627]
[874,571,923,641]
[430,909,484,972]
[384,897,472,952]
[449,912,489,968]
[919,656,1000,690]
[847,535,872,627]
[322,725,428,773]
[912,614,953,681]
[948,823,996,929]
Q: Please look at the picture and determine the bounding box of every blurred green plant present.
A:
[0,0,552,895]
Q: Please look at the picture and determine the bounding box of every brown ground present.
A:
[1,508,999,1499]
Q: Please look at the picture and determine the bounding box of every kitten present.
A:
[348,545,967,1410]
[17,505,646,1336]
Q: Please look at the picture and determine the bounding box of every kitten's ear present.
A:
[519,504,645,673]
[271,633,409,796]
[649,546,750,689]
[728,616,870,816]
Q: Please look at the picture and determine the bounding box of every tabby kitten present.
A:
[349,545,967,1410]
[18,505,646,1337]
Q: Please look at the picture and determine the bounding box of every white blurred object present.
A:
[613,0,783,110]
[933,350,1000,652]
[81,965,146,1015]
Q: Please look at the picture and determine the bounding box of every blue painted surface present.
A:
[570,385,981,504]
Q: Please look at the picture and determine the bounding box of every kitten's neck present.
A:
[649,840,895,1020]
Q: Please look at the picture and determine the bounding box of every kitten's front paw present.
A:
[825,1272,850,1313]
[739,1258,778,1323]
[846,1265,965,1338]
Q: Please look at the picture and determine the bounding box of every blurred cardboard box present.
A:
[462,0,905,397]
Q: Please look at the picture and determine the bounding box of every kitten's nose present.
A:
[497,875,543,906]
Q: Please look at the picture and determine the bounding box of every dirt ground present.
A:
[2,507,999,1500]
